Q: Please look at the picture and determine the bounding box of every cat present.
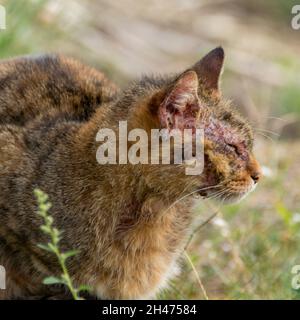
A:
[0,47,261,299]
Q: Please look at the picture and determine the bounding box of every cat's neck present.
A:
[71,106,191,216]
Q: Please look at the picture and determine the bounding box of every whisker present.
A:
[264,116,286,122]
[161,183,225,216]
[253,127,280,137]
[207,189,228,201]
[204,190,224,200]
[254,131,276,143]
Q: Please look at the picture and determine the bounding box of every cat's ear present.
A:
[192,47,224,99]
[158,70,200,131]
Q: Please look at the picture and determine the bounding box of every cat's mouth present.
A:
[197,180,256,204]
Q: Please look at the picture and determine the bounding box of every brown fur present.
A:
[0,48,261,299]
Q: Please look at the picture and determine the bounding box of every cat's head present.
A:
[119,47,262,203]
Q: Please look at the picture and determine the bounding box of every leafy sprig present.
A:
[34,189,90,300]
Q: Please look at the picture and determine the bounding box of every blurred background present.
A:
[1,0,300,299]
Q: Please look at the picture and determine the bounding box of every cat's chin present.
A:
[218,192,249,204]
[198,182,257,204]
[215,183,257,204]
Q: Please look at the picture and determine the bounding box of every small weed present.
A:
[34,189,90,300]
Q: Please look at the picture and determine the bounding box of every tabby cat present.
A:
[0,47,261,299]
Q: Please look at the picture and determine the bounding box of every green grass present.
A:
[35,189,90,300]
[277,83,300,115]
[0,0,62,58]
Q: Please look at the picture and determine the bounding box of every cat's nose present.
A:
[251,172,261,184]
[247,156,262,184]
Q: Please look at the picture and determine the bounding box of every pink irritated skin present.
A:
[160,102,249,164]
[159,103,251,178]
[159,97,200,134]
[158,71,201,134]
[203,116,250,162]
[157,72,254,197]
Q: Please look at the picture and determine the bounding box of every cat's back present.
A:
[0,54,118,126]
[0,53,118,201]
